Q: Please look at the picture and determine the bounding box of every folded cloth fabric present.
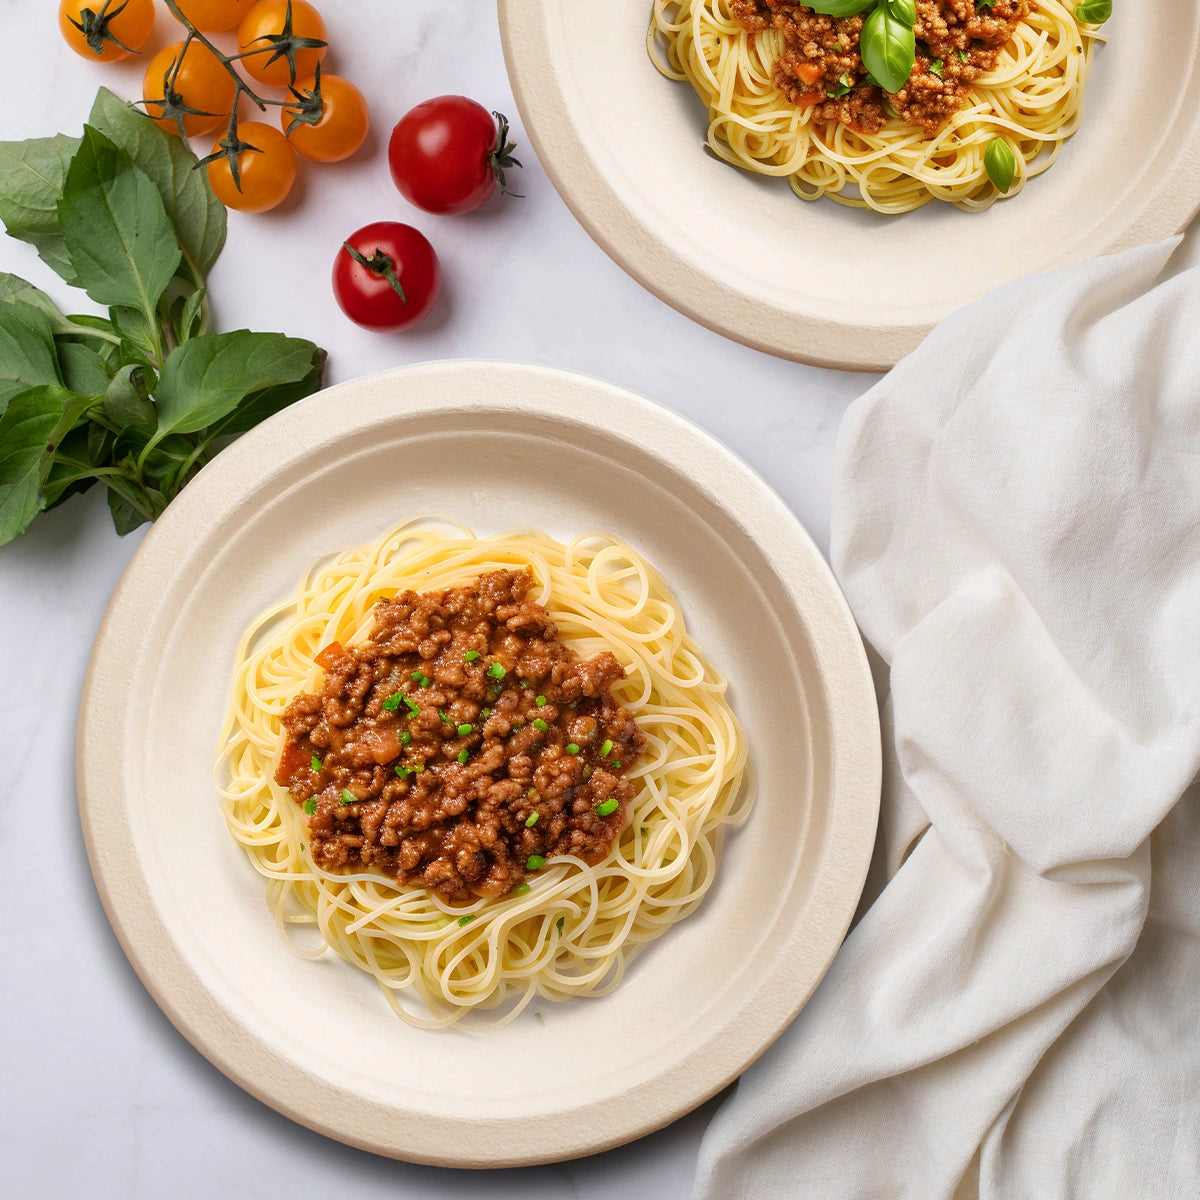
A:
[692,238,1200,1200]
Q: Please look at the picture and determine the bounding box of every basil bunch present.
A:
[806,0,918,95]
[0,88,326,548]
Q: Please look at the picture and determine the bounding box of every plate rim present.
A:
[498,0,1200,372]
[76,360,882,1166]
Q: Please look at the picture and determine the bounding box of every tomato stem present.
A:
[69,0,143,57]
[152,0,321,154]
[343,243,408,305]
[489,111,525,199]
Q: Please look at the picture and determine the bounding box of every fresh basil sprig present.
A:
[0,88,326,547]
[805,0,918,95]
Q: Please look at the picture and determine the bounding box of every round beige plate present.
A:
[499,1,1200,371]
[77,362,880,1166]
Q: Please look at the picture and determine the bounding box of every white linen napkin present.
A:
[693,238,1200,1199]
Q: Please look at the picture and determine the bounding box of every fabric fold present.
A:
[693,239,1200,1199]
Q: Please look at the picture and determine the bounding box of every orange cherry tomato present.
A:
[59,0,155,62]
[171,0,255,33]
[237,0,327,88]
[206,122,297,213]
[143,41,237,137]
[283,73,370,163]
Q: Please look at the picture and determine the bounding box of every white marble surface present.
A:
[0,3,868,1197]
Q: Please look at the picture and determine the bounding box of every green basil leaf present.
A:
[201,359,326,443]
[58,127,181,314]
[886,0,917,26]
[805,0,877,15]
[0,385,94,545]
[1074,0,1111,22]
[0,302,63,417]
[984,137,1017,193]
[0,272,68,325]
[58,341,112,395]
[860,4,916,94]
[103,363,156,428]
[43,424,102,509]
[176,287,207,342]
[154,331,325,438]
[0,135,81,285]
[109,304,161,370]
[107,487,152,536]
[87,88,226,278]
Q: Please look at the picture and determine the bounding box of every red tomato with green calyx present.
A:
[388,96,523,215]
[333,223,441,332]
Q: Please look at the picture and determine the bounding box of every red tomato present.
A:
[387,96,523,215]
[333,223,441,332]
[283,72,370,163]
[59,0,155,62]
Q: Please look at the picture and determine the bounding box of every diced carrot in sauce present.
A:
[314,641,345,668]
[796,61,822,87]
[276,739,311,784]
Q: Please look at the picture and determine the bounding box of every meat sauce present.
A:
[276,569,645,903]
[730,0,1029,135]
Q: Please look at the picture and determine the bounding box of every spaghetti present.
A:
[649,0,1107,213]
[216,520,751,1028]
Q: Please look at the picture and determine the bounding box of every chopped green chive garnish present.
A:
[526,854,546,871]
[535,695,547,706]
[518,679,528,688]
[601,739,613,757]
[464,650,480,662]
[533,718,548,733]
[958,48,969,61]
[514,883,531,894]
[457,913,476,927]
[340,789,356,805]
[412,762,425,772]
[395,765,412,778]
[456,723,473,736]
[929,59,944,78]
[410,669,431,687]
[403,697,420,717]
[596,798,619,817]
[310,755,323,771]
[382,692,403,712]
[534,1011,544,1026]
[525,812,540,827]
[481,707,492,718]
[612,761,621,769]
[566,743,580,755]
[303,798,317,816]
[400,730,412,746]
[486,663,506,679]
[438,709,451,724]
[556,917,565,935]
[457,749,470,764]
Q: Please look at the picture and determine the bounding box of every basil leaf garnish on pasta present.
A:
[984,137,1018,193]
[860,4,917,94]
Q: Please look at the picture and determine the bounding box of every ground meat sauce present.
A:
[730,0,1029,135]
[275,569,645,903]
